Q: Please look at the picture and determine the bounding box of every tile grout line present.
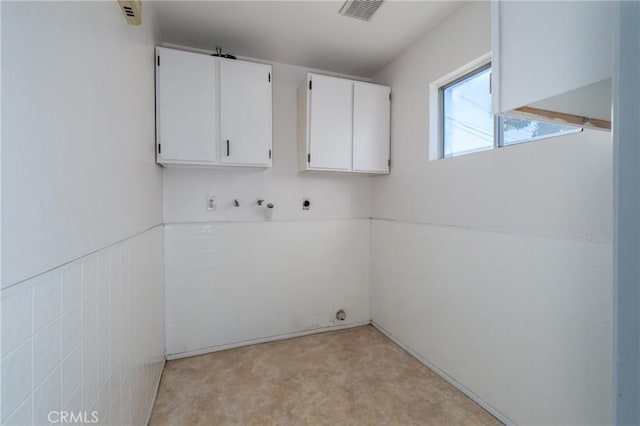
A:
[30,277,35,424]
[4,391,30,424]
[80,260,85,415]
[59,267,64,417]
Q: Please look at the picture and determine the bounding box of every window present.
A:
[438,62,582,159]
[442,64,494,158]
[498,116,582,146]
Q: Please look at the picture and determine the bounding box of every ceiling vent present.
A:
[338,0,385,22]
[118,0,142,25]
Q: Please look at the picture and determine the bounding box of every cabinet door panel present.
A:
[309,75,353,170]
[156,48,217,163]
[220,60,272,165]
[353,82,390,173]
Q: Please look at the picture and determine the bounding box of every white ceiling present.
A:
[154,1,465,77]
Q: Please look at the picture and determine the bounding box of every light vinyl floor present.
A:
[150,325,502,425]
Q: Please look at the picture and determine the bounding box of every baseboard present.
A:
[166,320,372,360]
[144,358,166,426]
[371,321,514,426]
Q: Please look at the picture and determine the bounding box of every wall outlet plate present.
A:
[206,196,216,211]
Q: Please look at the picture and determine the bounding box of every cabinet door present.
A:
[352,82,390,173]
[219,59,272,166]
[308,74,353,170]
[156,47,217,163]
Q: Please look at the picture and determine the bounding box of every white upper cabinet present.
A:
[156,47,218,164]
[155,47,273,167]
[353,82,390,173]
[492,1,614,130]
[220,59,272,166]
[298,73,390,175]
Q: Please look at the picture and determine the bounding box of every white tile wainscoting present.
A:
[0,218,615,426]
[164,219,371,359]
[1,226,165,426]
[371,219,613,426]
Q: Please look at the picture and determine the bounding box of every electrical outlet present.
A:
[206,196,216,211]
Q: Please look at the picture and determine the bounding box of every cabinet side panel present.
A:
[155,47,161,162]
[490,1,501,115]
[297,77,309,172]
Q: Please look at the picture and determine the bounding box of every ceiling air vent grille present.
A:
[338,0,384,22]
[118,0,142,25]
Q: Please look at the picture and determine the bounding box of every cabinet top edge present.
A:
[155,46,272,69]
[306,72,389,88]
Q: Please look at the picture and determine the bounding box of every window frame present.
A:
[428,53,492,161]
[439,62,496,158]
[429,53,583,160]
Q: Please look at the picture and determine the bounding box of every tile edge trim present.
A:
[2,223,164,291]
[145,359,166,426]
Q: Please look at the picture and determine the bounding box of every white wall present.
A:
[162,60,373,357]
[613,2,640,424]
[370,2,613,424]
[1,0,3,295]
[1,1,163,287]
[1,2,165,425]
[372,0,611,241]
